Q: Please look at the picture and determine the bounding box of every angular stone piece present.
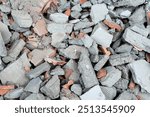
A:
[81,34,93,48]
[50,13,68,23]
[128,60,150,93]
[11,10,33,28]
[100,66,121,87]
[50,66,65,76]
[116,91,137,100]
[80,85,105,100]
[90,4,108,24]
[40,75,60,99]
[0,33,7,57]
[24,77,42,93]
[25,93,45,100]
[0,53,31,86]
[91,27,113,47]
[109,53,134,66]
[47,23,73,33]
[78,54,99,89]
[71,84,82,96]
[123,28,150,53]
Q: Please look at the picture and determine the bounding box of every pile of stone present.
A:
[0,0,150,100]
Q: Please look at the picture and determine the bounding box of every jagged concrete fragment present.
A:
[115,44,132,53]
[81,1,92,8]
[123,28,150,53]
[50,66,65,76]
[25,93,45,100]
[51,32,67,48]
[88,41,99,55]
[90,4,108,24]
[80,85,105,100]
[0,4,11,13]
[117,65,129,79]
[116,91,137,100]
[71,4,82,11]
[114,78,129,90]
[114,0,145,7]
[71,11,81,19]
[71,84,82,96]
[4,87,24,99]
[94,55,109,71]
[81,34,93,48]
[109,53,134,66]
[3,39,25,63]
[0,21,11,44]
[100,66,121,87]
[30,48,55,66]
[24,77,42,93]
[63,59,80,82]
[101,86,117,100]
[0,58,4,70]
[91,27,113,47]
[47,23,73,33]
[11,10,33,28]
[0,53,31,86]
[50,13,68,23]
[128,60,150,93]
[26,62,50,79]
[0,33,7,57]
[74,21,94,30]
[59,45,89,59]
[40,75,60,99]
[78,54,99,89]
[120,10,131,18]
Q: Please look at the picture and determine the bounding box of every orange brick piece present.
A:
[97,69,107,79]
[0,85,15,96]
[100,47,111,56]
[63,80,74,89]
[128,81,135,90]
[65,8,71,16]
[103,19,122,32]
[80,0,87,4]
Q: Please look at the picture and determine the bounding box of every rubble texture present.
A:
[0,0,150,100]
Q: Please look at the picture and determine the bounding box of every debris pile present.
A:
[0,0,150,100]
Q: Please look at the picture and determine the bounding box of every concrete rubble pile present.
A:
[0,0,150,100]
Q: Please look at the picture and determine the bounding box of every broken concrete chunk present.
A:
[71,4,82,12]
[91,27,113,47]
[0,33,7,57]
[0,21,12,44]
[47,23,73,33]
[40,75,60,99]
[24,77,42,93]
[80,85,105,100]
[100,66,121,87]
[120,10,131,18]
[78,54,99,89]
[26,62,50,79]
[11,10,33,28]
[30,48,56,66]
[109,53,134,66]
[101,86,117,100]
[0,53,31,86]
[25,93,45,100]
[128,60,150,93]
[3,39,25,63]
[0,58,4,71]
[0,4,11,13]
[74,21,94,30]
[94,55,109,71]
[71,84,82,96]
[116,91,137,100]
[123,28,150,53]
[59,45,89,59]
[50,66,65,75]
[88,41,99,55]
[4,87,24,99]
[114,78,129,90]
[50,13,68,23]
[51,32,67,48]
[115,44,132,53]
[90,4,108,24]
[81,34,93,48]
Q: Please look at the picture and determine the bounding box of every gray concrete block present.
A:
[50,66,65,76]
[78,54,99,89]
[40,75,60,99]
[47,23,73,34]
[50,13,68,23]
[0,21,11,44]
[101,86,117,100]
[0,33,7,57]
[100,66,121,87]
[25,93,45,100]
[24,77,42,93]
[81,34,93,48]
[71,4,82,12]
[115,44,132,53]
[71,84,82,96]
[71,11,81,19]
[74,21,94,30]
[116,91,137,100]
[94,55,109,71]
[80,85,105,100]
[26,62,50,79]
[114,78,129,90]
[90,4,108,24]
[81,1,92,8]
[109,53,134,66]
[11,10,33,28]
[91,27,113,47]
[88,41,99,55]
[0,53,31,86]
[128,60,150,93]
[4,87,24,99]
